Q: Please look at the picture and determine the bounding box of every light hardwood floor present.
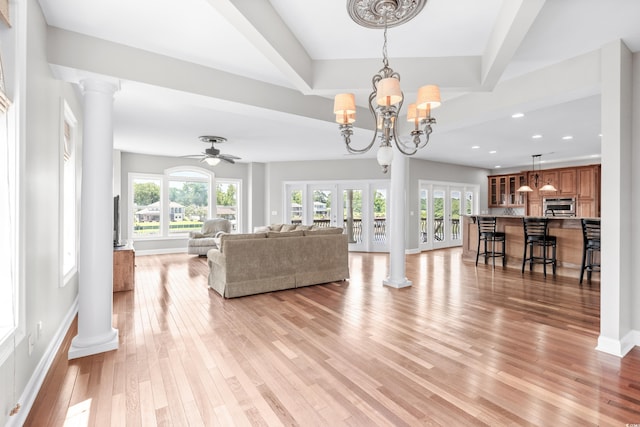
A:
[26,249,640,426]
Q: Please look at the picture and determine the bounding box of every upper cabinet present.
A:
[487,173,526,207]
[558,169,577,195]
[487,164,600,217]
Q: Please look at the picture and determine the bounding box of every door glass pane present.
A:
[313,190,332,228]
[290,189,302,225]
[433,190,445,242]
[132,178,161,237]
[450,190,461,240]
[465,191,473,215]
[373,189,387,243]
[343,189,362,243]
[420,189,428,243]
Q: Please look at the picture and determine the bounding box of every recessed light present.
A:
[495,165,501,168]
[532,134,542,139]
[471,145,480,149]
[512,113,524,118]
[562,135,573,140]
[489,150,497,154]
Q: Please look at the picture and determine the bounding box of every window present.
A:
[129,168,236,238]
[0,82,17,348]
[168,170,210,235]
[61,101,78,284]
[131,175,162,238]
[216,179,240,232]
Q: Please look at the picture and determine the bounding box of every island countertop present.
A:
[461,215,600,280]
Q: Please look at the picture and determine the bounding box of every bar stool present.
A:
[580,219,601,284]
[522,217,556,277]
[475,216,506,268]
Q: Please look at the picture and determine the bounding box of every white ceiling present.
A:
[37,0,640,171]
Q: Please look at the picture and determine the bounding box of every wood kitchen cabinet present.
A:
[487,173,526,207]
[558,169,577,195]
[576,165,600,217]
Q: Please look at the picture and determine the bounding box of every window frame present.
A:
[129,166,227,240]
[215,178,241,233]
[166,167,214,236]
[60,99,79,287]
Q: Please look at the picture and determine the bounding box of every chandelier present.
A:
[517,154,558,192]
[333,0,441,173]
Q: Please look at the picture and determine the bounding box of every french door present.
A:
[419,181,478,251]
[285,181,389,252]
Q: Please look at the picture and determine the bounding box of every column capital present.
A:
[80,78,120,96]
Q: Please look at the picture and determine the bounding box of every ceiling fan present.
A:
[185,136,241,166]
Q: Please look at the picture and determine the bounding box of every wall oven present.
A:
[543,197,576,217]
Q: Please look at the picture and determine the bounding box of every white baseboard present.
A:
[7,297,79,427]
[405,248,421,255]
[596,329,639,357]
[135,247,188,256]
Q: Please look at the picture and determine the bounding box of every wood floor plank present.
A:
[24,249,640,426]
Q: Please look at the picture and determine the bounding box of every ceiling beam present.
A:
[481,0,546,88]
[207,0,315,94]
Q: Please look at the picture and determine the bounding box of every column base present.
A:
[383,278,412,289]
[68,328,119,360]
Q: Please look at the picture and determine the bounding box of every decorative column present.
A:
[596,40,634,357]
[69,78,120,359]
[384,153,412,288]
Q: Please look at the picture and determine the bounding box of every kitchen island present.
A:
[462,215,600,280]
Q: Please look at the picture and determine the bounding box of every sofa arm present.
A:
[189,231,204,238]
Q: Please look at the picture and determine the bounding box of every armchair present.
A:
[187,218,232,256]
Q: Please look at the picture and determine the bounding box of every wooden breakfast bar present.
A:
[462,215,600,280]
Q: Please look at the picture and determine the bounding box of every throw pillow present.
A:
[295,224,313,231]
[269,224,284,232]
[303,227,344,236]
[253,225,270,233]
[267,230,304,238]
[280,224,298,232]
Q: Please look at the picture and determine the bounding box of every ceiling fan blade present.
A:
[220,157,236,164]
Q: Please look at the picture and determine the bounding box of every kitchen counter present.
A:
[462,215,600,280]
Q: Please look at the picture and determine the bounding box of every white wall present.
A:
[0,1,83,425]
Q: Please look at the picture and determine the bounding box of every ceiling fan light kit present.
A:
[334,0,440,173]
[183,135,241,166]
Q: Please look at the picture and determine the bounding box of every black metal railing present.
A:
[292,218,386,243]
[420,217,460,243]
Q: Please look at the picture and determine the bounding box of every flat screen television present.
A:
[113,195,125,247]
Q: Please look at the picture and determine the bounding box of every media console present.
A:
[113,240,135,292]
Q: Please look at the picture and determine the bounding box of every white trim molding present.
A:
[7,297,79,427]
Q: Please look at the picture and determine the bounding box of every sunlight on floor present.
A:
[64,398,91,427]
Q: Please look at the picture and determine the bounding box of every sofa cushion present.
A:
[267,230,304,238]
[303,227,344,236]
[268,224,284,231]
[296,224,313,231]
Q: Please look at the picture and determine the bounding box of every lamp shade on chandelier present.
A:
[333,0,441,173]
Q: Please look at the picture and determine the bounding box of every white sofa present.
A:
[187,218,231,255]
